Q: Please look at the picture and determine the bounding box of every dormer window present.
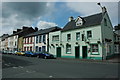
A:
[75,16,83,26]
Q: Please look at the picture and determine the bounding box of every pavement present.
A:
[57,54,120,63]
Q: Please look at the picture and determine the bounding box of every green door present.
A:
[56,47,61,57]
[75,46,80,58]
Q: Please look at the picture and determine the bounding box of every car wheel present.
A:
[44,56,47,59]
[37,55,39,58]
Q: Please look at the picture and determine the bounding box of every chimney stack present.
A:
[17,29,21,32]
[69,16,74,22]
[97,3,107,15]
[35,27,38,31]
[13,31,17,34]
[22,26,28,30]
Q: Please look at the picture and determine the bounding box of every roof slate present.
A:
[62,13,103,32]
[24,26,61,37]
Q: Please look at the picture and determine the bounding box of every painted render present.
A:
[49,12,114,60]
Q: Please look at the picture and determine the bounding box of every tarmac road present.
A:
[2,54,119,79]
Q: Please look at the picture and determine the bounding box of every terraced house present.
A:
[23,27,61,52]
[114,24,120,54]
[49,7,114,60]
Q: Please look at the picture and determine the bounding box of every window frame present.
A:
[76,32,80,41]
[66,44,71,54]
[90,44,99,55]
[87,30,92,39]
[67,34,71,41]
[52,35,59,41]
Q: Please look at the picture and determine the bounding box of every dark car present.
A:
[25,51,39,57]
[37,52,55,59]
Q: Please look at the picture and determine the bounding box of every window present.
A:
[27,47,29,51]
[104,18,107,26]
[39,47,41,52]
[30,46,32,51]
[91,44,98,52]
[39,35,42,43]
[76,32,80,40]
[27,38,29,44]
[43,35,46,43]
[42,46,46,52]
[87,31,92,38]
[66,44,71,54]
[52,35,59,41]
[36,46,38,52]
[82,34,84,41]
[30,37,32,43]
[67,34,71,41]
[36,36,38,43]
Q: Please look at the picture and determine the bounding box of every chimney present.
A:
[35,27,38,31]
[17,29,21,32]
[13,31,17,34]
[69,16,74,22]
[22,26,28,30]
[102,6,107,13]
[97,3,107,15]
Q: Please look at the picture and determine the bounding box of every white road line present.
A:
[4,64,10,66]
[18,66,24,68]
[49,75,53,78]
[12,67,18,68]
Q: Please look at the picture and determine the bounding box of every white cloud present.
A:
[66,2,118,26]
[37,21,58,29]
[1,2,56,36]
[2,14,32,35]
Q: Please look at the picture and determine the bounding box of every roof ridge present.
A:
[82,12,102,18]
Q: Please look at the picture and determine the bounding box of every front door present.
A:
[82,46,87,59]
[56,47,61,57]
[75,46,80,58]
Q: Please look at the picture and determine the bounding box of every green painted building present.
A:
[49,9,114,60]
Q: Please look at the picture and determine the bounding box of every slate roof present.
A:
[0,34,9,41]
[8,27,35,37]
[24,26,61,37]
[62,13,103,32]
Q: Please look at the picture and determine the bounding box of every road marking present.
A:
[26,70,36,73]
[4,64,10,66]
[49,75,53,78]
[12,67,18,68]
[18,66,23,68]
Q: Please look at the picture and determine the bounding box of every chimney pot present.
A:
[69,16,74,22]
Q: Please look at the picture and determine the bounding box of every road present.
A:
[2,54,119,78]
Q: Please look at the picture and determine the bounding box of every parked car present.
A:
[11,51,17,55]
[37,52,55,59]
[16,51,25,56]
[2,51,9,54]
[25,51,39,57]
[7,51,14,55]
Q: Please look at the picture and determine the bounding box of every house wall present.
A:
[35,34,48,52]
[8,35,18,51]
[23,36,35,51]
[49,26,103,60]
[49,31,61,55]
[101,13,114,59]
[18,37,23,51]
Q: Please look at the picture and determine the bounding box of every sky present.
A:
[0,0,119,36]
